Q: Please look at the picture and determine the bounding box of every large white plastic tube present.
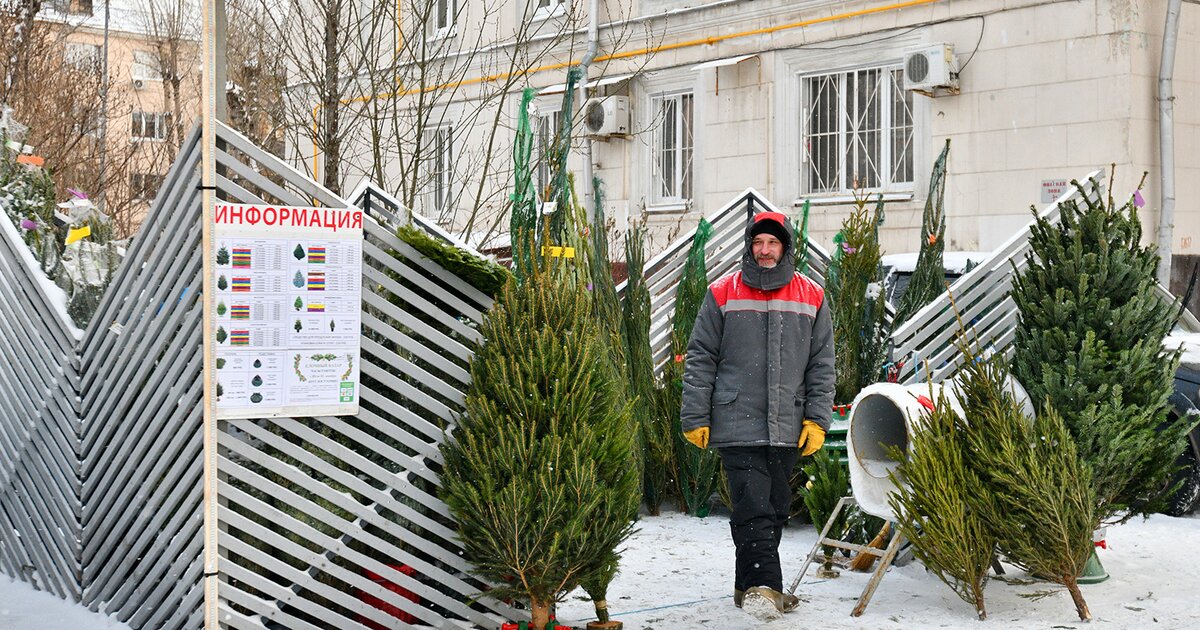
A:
[846,378,1033,521]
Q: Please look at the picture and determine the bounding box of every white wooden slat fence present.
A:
[0,185,84,603]
[0,122,519,630]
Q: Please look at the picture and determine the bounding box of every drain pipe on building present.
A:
[580,0,600,224]
[1157,0,1183,286]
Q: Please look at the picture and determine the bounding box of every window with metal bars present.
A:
[801,66,914,195]
[534,0,567,19]
[650,91,693,204]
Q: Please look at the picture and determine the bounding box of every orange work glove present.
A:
[798,420,826,456]
[683,427,709,449]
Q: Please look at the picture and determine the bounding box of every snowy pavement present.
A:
[3,511,1199,630]
[0,577,130,630]
[556,510,1200,629]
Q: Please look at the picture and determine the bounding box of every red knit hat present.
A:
[749,211,790,245]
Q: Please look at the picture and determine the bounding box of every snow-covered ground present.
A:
[0,577,130,630]
[4,511,1199,630]
[557,510,1200,629]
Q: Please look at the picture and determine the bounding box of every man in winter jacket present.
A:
[680,210,835,620]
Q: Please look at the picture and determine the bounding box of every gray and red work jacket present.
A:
[680,217,836,448]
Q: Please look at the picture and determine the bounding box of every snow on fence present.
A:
[889,172,1200,385]
[0,184,84,602]
[0,122,519,630]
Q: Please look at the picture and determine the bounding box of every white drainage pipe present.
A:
[846,378,1034,521]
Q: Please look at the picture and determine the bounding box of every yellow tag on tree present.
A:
[541,246,576,259]
[65,225,91,245]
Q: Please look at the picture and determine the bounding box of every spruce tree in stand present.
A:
[1011,174,1189,523]
[439,265,640,630]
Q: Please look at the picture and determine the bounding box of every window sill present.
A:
[428,26,457,42]
[796,191,914,206]
[646,201,690,214]
[532,5,566,22]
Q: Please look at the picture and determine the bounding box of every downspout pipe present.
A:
[1157,0,1182,286]
[580,0,600,225]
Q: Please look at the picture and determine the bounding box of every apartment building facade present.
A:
[316,0,1199,298]
[39,0,200,229]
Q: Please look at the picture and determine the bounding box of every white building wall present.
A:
[328,0,1200,265]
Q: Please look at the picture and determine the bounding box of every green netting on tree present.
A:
[671,218,713,352]
[546,68,582,243]
[509,87,537,282]
[826,195,889,404]
[893,139,951,327]
[793,199,811,275]
[667,218,722,516]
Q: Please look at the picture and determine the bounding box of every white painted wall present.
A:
[324,0,1200,263]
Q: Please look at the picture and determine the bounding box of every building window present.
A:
[131,111,171,140]
[432,0,457,37]
[131,173,164,200]
[52,0,94,15]
[801,65,913,195]
[533,106,562,201]
[131,50,162,81]
[65,42,101,72]
[422,126,454,224]
[650,91,693,204]
[533,0,566,19]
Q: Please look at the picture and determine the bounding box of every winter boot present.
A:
[733,588,744,608]
[741,586,799,621]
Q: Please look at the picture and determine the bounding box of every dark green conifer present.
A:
[1011,174,1188,522]
[955,340,1095,621]
[888,386,994,619]
[439,265,639,630]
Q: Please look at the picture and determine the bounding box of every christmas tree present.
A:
[825,194,888,404]
[954,343,1095,621]
[216,246,230,265]
[668,218,722,516]
[892,139,950,327]
[622,222,674,515]
[509,88,538,280]
[888,385,994,620]
[439,264,639,630]
[1011,174,1188,523]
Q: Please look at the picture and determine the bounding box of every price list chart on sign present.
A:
[211,203,364,419]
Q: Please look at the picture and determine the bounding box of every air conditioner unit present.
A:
[902,43,958,94]
[583,96,630,137]
[132,78,147,90]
